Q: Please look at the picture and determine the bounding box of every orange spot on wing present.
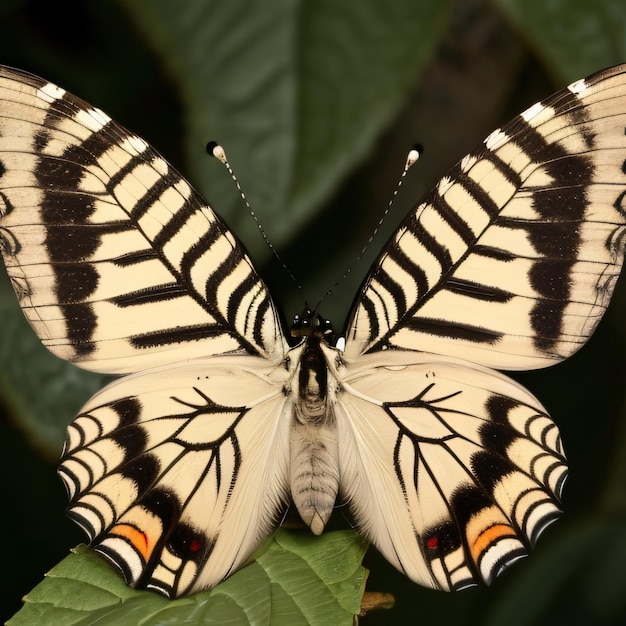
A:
[110,524,154,561]
[471,524,516,561]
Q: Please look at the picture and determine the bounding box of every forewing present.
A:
[0,66,284,374]
[58,355,291,597]
[345,65,626,369]
[335,350,566,591]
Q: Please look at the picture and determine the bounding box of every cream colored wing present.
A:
[345,64,626,369]
[58,354,291,597]
[0,66,284,374]
[335,350,566,590]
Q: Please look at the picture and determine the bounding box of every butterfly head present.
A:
[290,307,333,341]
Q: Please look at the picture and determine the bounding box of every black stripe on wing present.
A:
[345,65,626,369]
[0,66,284,372]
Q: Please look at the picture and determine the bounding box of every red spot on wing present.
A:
[426,536,439,550]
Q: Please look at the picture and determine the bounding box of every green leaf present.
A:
[495,0,626,81]
[121,0,451,256]
[7,531,368,626]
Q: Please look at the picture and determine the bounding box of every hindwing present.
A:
[58,355,291,597]
[334,349,566,590]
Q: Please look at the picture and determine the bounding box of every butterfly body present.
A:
[289,332,340,536]
[1,64,625,598]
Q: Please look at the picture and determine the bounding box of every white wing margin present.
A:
[58,355,291,597]
[333,349,566,590]
[345,64,626,369]
[0,66,284,374]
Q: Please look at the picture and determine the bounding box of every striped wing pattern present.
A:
[0,67,284,375]
[58,355,292,597]
[345,65,626,370]
[333,349,566,591]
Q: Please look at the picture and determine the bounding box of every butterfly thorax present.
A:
[289,330,340,535]
[296,336,329,421]
[289,308,336,421]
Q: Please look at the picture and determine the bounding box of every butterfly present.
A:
[1,63,625,599]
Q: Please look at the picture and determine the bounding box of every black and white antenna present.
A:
[207,141,301,289]
[314,144,422,311]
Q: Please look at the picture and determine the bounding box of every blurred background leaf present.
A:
[123,0,450,250]
[1,0,625,624]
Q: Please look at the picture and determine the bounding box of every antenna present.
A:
[207,142,421,312]
[314,144,422,310]
[207,141,301,289]
[354,145,421,262]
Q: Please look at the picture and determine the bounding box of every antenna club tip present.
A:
[207,141,228,164]
[405,144,422,171]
